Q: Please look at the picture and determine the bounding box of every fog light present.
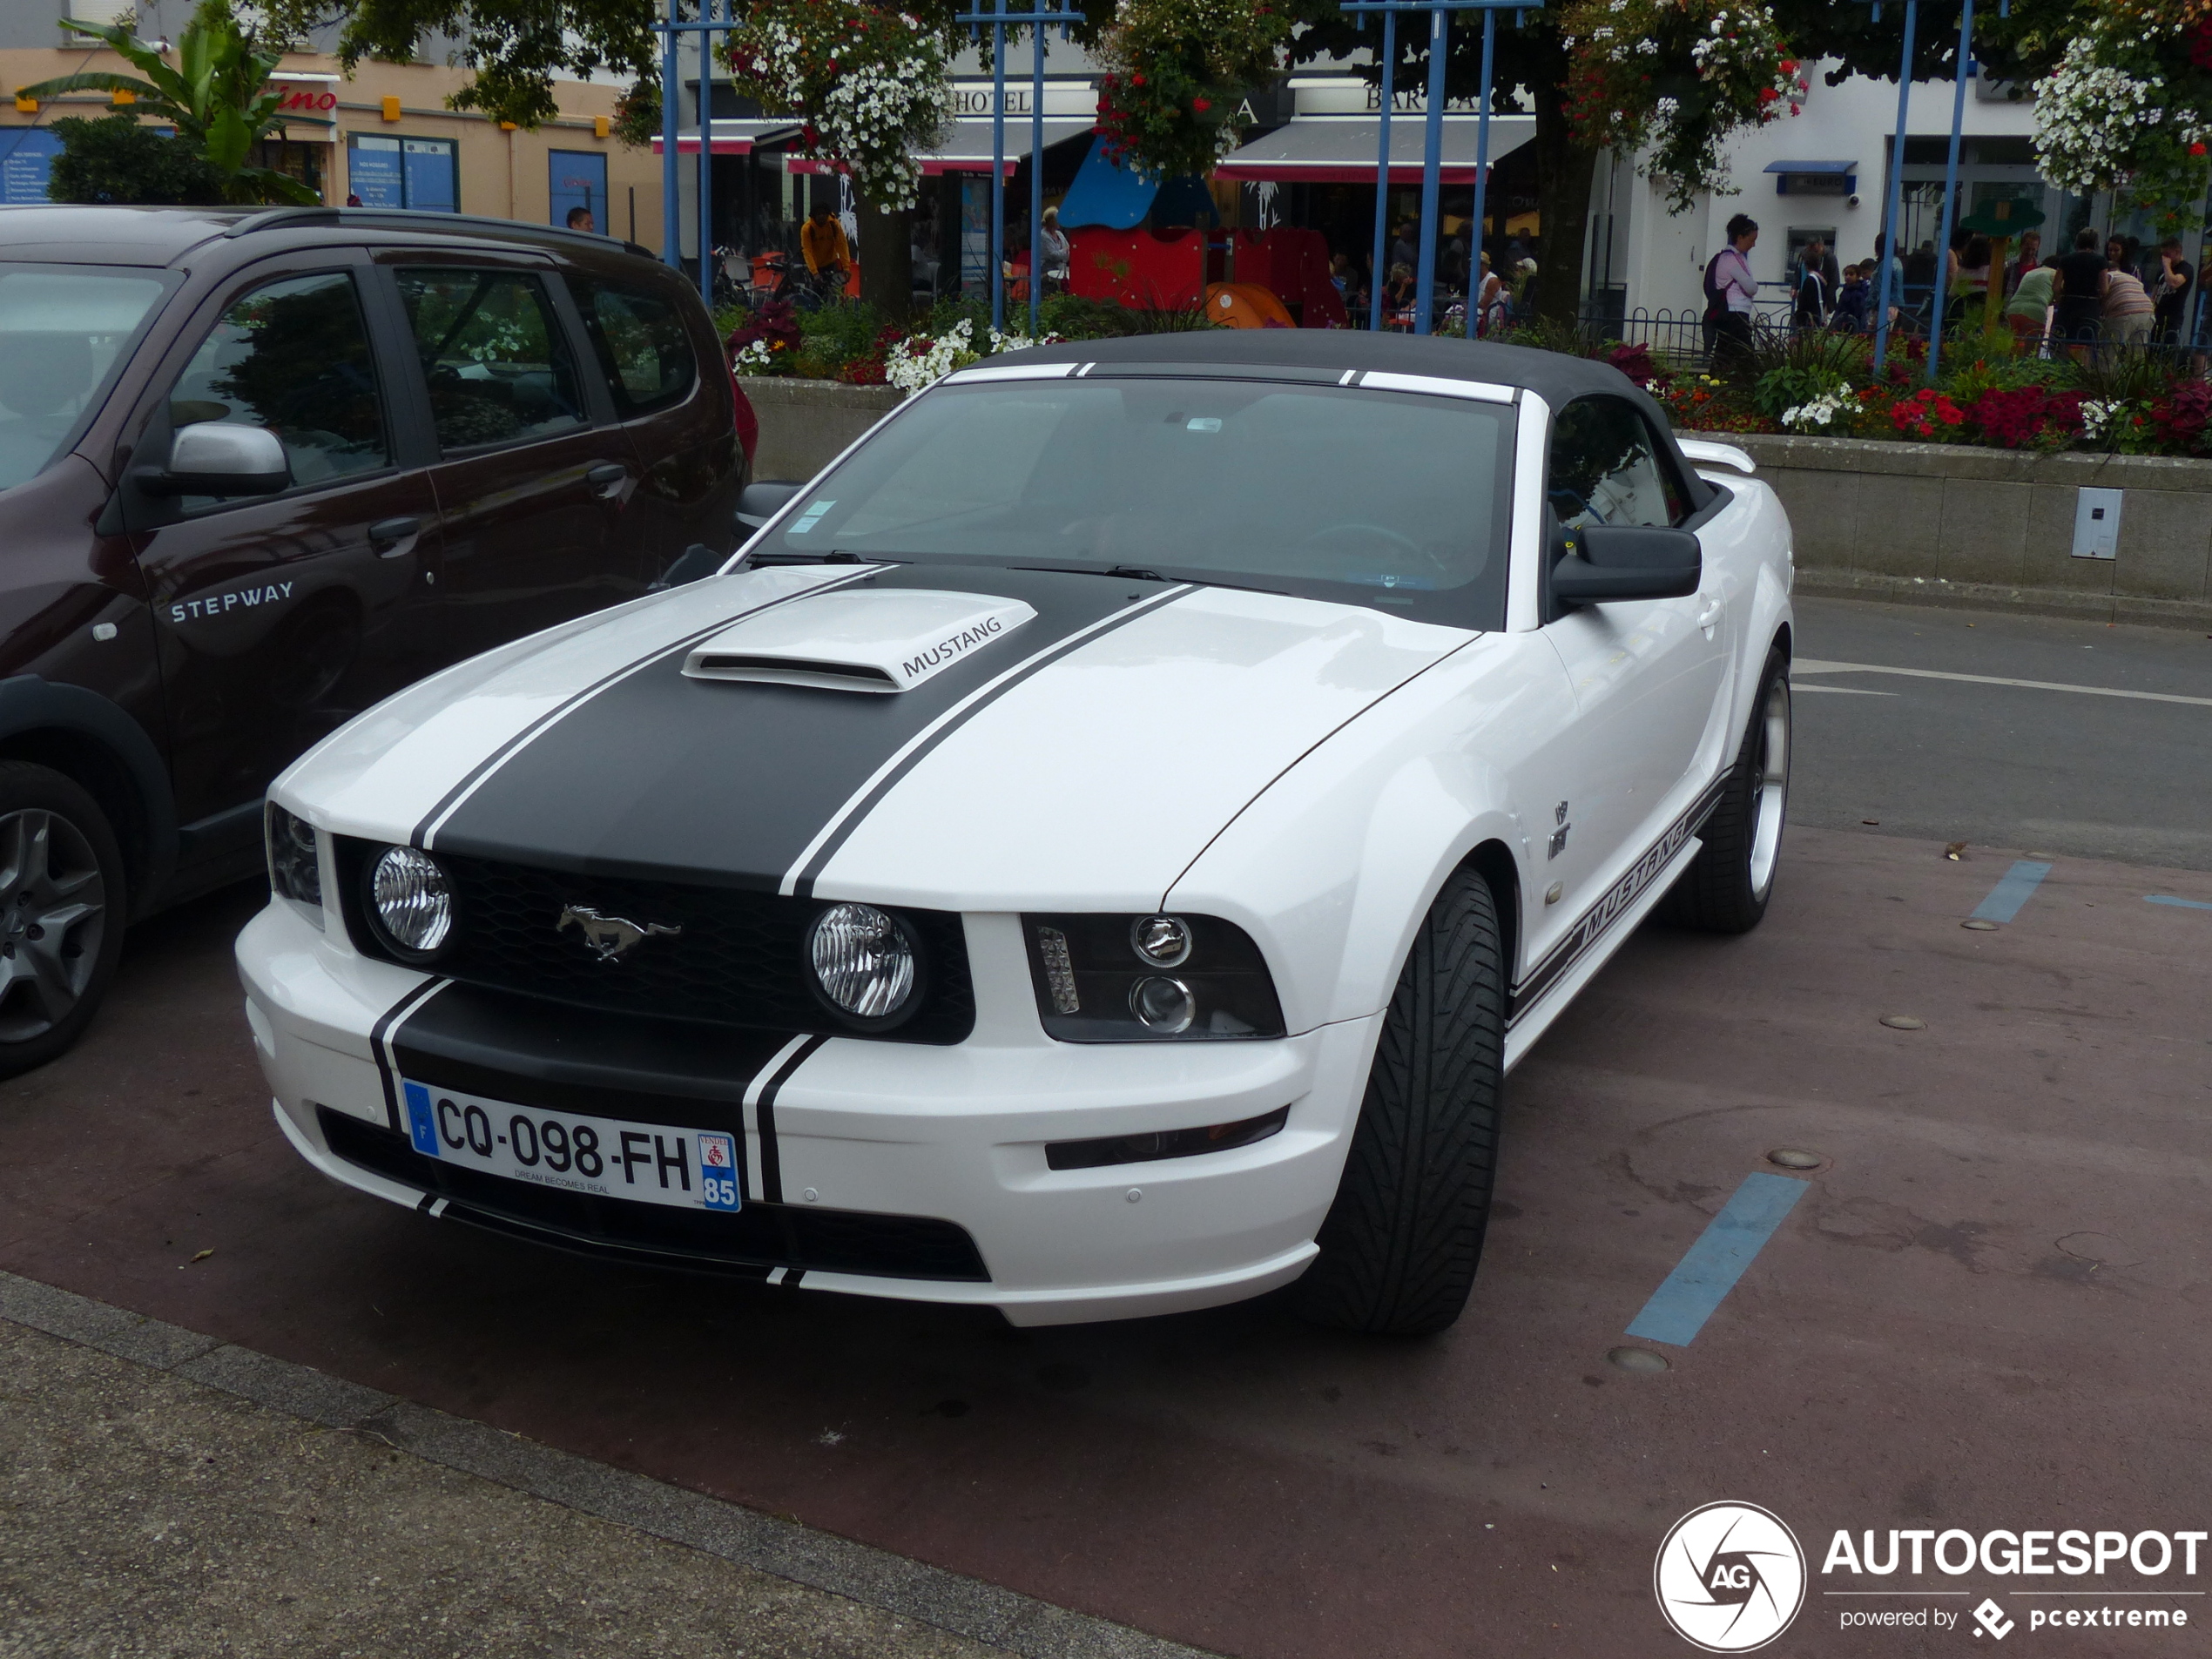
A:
[1129,974,1195,1034]
[810,902,915,1019]
[368,845,453,955]
[1130,914,1192,967]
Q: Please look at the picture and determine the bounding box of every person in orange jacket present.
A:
[800,204,851,293]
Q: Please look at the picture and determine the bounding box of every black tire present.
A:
[0,762,128,1079]
[1291,867,1506,1337]
[1663,646,1791,934]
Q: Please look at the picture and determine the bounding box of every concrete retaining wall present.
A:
[738,381,2212,629]
[1693,431,2212,630]
[741,377,903,485]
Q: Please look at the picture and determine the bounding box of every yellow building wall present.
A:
[0,47,665,249]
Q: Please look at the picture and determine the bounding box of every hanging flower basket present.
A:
[1094,0,1289,180]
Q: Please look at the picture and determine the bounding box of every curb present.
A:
[0,1269,1216,1659]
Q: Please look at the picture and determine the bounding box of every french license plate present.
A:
[399,1080,742,1213]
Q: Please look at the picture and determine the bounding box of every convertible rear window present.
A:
[766,377,1515,629]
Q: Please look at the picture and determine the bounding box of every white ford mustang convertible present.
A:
[238,332,1793,1335]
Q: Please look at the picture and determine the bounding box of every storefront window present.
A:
[347,133,458,212]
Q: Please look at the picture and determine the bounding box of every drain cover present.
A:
[1962,919,2000,931]
[1880,1015,1926,1030]
[1608,1346,1670,1373]
[1768,1148,1823,1170]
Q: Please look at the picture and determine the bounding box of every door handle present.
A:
[1696,597,1723,632]
[368,516,421,556]
[585,462,629,497]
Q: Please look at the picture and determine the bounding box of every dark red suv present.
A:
[0,204,749,1076]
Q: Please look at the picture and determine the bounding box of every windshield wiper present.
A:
[743,549,878,566]
[1009,563,1288,597]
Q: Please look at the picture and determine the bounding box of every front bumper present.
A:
[239,899,1379,1325]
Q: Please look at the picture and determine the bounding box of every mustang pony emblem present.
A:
[556,904,681,962]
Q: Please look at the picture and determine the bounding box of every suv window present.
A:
[0,265,170,493]
[395,269,586,450]
[1546,395,1684,529]
[165,270,390,498]
[571,276,697,416]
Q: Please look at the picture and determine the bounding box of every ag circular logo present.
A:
[1654,1501,1806,1652]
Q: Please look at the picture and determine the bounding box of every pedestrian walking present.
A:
[1790,237,1838,328]
[1831,263,1871,333]
[2151,235,2193,345]
[1702,214,1759,373]
[2053,227,2107,355]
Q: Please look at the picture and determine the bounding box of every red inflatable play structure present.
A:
[1065,226,1348,328]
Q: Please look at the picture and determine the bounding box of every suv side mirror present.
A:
[735,480,805,534]
[138,422,290,497]
[1549,523,1702,605]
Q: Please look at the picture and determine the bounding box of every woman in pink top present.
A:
[1703,213,1759,372]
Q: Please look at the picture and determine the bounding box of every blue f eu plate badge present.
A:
[698,1131,741,1211]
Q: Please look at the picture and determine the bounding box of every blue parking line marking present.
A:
[2147,894,2212,912]
[1626,1172,1810,1347]
[1970,860,2054,924]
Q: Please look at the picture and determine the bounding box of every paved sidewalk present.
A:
[0,1311,1034,1659]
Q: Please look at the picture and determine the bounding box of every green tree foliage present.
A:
[44,114,228,205]
[18,0,319,204]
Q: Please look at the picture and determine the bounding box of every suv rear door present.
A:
[119,251,441,866]
[379,248,646,658]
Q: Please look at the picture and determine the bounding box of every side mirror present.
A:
[1549,523,1702,605]
[651,543,725,590]
[735,479,805,534]
[138,422,290,497]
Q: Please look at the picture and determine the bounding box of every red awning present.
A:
[651,121,799,157]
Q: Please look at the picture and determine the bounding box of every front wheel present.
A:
[1664,647,1791,934]
[0,763,127,1079]
[1291,867,1506,1338]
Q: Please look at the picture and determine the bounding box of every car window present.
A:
[761,378,1516,631]
[164,270,390,503]
[570,275,697,416]
[1547,395,1684,529]
[0,264,170,494]
[395,268,587,450]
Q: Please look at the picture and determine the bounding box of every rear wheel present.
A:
[1292,867,1505,1337]
[1664,647,1791,934]
[0,763,127,1078]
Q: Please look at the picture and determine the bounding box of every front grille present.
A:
[335,841,974,1044]
[320,1109,990,1282]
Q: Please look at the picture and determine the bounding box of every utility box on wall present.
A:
[2072,487,2122,560]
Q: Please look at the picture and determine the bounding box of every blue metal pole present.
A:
[1468,5,1495,338]
[1926,0,1972,384]
[698,0,714,305]
[1413,6,1447,334]
[1871,0,1916,372]
[1031,14,1045,335]
[991,0,1008,334]
[661,0,681,267]
[1369,3,1397,331]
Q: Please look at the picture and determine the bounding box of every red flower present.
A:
[2195,142,2209,157]
[1757,86,1778,103]
[1192,97,1211,111]
[1131,72,1145,85]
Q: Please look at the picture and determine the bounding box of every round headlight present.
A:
[1129,974,1196,1035]
[809,902,915,1019]
[1130,914,1193,968]
[368,845,454,956]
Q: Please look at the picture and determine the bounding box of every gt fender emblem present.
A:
[557,904,681,962]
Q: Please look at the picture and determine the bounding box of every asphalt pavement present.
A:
[4,592,2211,1658]
[1790,595,2212,868]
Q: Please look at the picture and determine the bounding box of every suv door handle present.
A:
[368,516,421,556]
[586,462,629,497]
[1696,597,1723,633]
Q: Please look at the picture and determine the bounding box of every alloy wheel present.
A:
[0,807,109,1042]
[1746,676,1791,902]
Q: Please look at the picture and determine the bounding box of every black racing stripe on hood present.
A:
[413,567,877,849]
[422,564,1188,891]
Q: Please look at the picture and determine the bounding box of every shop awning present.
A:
[1763,158,1858,195]
[1214,115,1534,185]
[1761,158,1855,173]
[790,118,1095,177]
[652,121,800,156]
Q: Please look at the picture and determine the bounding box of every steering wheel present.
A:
[1302,522,1449,577]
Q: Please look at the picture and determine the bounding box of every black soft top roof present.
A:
[995,327,1716,509]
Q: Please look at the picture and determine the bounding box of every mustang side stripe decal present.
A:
[752,1035,826,1206]
[1506,772,1731,1025]
[413,566,881,852]
[370,976,453,1133]
[781,583,1197,899]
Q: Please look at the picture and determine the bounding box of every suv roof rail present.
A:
[221,206,658,261]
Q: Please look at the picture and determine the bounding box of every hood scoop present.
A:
[683,588,1038,694]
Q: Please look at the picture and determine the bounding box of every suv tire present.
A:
[1664,647,1791,934]
[0,763,127,1079]
[1292,867,1506,1337]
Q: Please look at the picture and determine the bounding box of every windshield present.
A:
[762,376,1516,629]
[0,264,171,494]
